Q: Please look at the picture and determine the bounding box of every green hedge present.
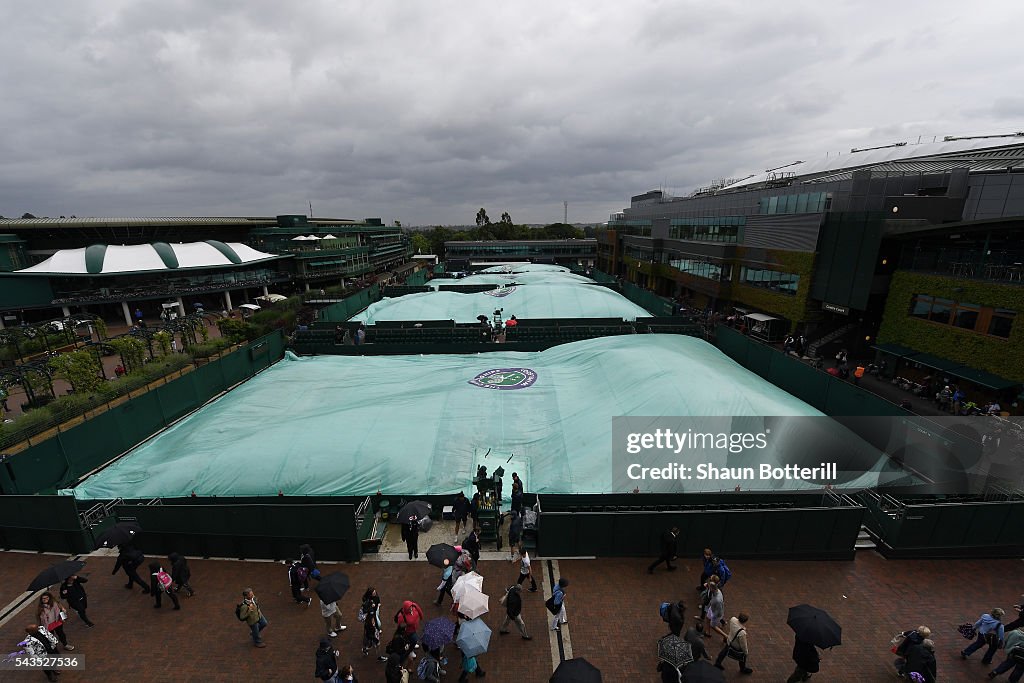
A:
[877,271,1024,382]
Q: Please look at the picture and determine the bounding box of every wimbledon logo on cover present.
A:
[483,286,517,297]
[469,368,538,390]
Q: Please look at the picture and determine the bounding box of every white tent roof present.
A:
[17,241,280,275]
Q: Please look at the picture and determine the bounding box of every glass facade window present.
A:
[738,266,800,295]
[665,257,729,282]
[607,220,652,236]
[668,216,744,242]
[759,192,829,215]
[909,295,1017,339]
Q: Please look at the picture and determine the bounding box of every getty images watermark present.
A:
[612,416,1024,495]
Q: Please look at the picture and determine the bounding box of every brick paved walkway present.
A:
[0,550,1020,682]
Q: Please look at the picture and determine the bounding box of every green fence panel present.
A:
[745,342,774,378]
[0,495,90,553]
[191,361,226,400]
[767,353,829,411]
[218,350,252,387]
[714,326,750,365]
[6,438,70,494]
[63,415,129,481]
[111,391,165,452]
[961,504,1011,546]
[154,375,201,424]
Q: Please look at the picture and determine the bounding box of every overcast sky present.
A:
[1,1,1021,226]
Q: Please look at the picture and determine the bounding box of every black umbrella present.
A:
[94,521,143,549]
[682,660,725,683]
[787,604,842,649]
[314,572,351,604]
[550,657,602,683]
[397,500,431,525]
[27,560,86,592]
[426,543,460,568]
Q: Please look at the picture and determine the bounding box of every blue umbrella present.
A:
[455,617,492,657]
[422,617,456,651]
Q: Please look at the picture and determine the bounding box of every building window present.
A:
[909,295,1017,339]
[669,216,744,242]
[759,192,829,215]
[738,266,800,295]
[665,257,729,282]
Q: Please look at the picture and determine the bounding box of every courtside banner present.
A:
[611,415,1023,495]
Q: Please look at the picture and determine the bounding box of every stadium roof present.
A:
[16,241,284,276]
[720,135,1024,191]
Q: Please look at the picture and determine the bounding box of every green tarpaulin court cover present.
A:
[67,335,845,501]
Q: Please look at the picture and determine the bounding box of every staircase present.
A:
[807,323,857,358]
[855,525,877,550]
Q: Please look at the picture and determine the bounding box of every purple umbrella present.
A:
[422,617,456,651]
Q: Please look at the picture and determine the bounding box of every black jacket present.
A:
[668,602,686,637]
[504,586,522,617]
[401,522,419,543]
[314,644,337,681]
[453,496,472,518]
[59,577,88,609]
[792,639,820,673]
[904,643,936,683]
[112,548,144,574]
[168,553,191,584]
[462,532,480,558]
[684,627,708,660]
[659,530,678,558]
[508,514,524,542]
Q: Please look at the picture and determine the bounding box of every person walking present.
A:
[359,587,385,660]
[515,545,538,592]
[148,562,181,610]
[36,593,73,651]
[989,624,1024,680]
[550,577,569,631]
[287,560,312,606]
[666,600,686,638]
[1006,598,1024,633]
[384,653,409,683]
[458,649,486,682]
[418,648,447,683]
[962,608,1006,665]
[507,513,523,561]
[498,584,531,640]
[904,638,936,683]
[239,587,268,647]
[402,519,420,560]
[321,598,345,637]
[21,624,60,682]
[394,600,425,651]
[113,545,149,593]
[315,637,340,683]
[167,552,194,597]
[338,664,356,682]
[435,559,455,606]
[700,576,725,639]
[893,625,930,677]
[685,622,709,661]
[510,473,524,515]
[59,574,94,628]
[786,637,820,683]
[453,492,472,540]
[462,527,481,570]
[648,526,680,574]
[300,544,319,586]
[714,612,753,675]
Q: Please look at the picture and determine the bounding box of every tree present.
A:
[48,350,104,394]
[21,213,37,219]
[217,318,259,343]
[153,330,172,356]
[410,233,430,254]
[108,336,147,373]
[500,212,513,226]
[540,223,584,239]
[475,208,491,227]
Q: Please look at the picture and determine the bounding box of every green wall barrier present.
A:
[0,495,93,553]
[111,501,361,561]
[621,282,674,316]
[317,284,382,322]
[0,331,285,495]
[536,506,863,559]
[404,270,428,286]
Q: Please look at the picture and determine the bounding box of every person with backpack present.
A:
[713,611,753,675]
[903,639,936,683]
[394,600,425,651]
[113,544,149,593]
[416,648,446,682]
[648,526,680,574]
[386,629,414,667]
[698,548,732,590]
[498,584,531,640]
[167,552,194,597]
[148,561,180,610]
[384,652,409,683]
[238,587,268,647]
[988,624,1024,680]
[315,637,340,682]
[462,527,481,570]
[287,559,312,606]
[359,587,385,660]
[300,544,319,587]
[661,600,686,637]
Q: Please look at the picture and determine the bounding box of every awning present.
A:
[871,343,919,358]
[947,366,1021,391]
[906,352,964,373]
[744,313,779,322]
[238,303,261,311]
[255,293,287,303]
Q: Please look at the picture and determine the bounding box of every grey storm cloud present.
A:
[0,0,1021,225]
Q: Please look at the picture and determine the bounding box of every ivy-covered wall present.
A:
[730,249,817,331]
[877,271,1024,382]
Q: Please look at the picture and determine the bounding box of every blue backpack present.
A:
[716,558,732,585]
[660,602,671,622]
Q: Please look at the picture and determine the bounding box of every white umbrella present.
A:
[323,234,338,239]
[451,571,483,602]
[457,586,489,619]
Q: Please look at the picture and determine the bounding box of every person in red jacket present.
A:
[394,600,425,652]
